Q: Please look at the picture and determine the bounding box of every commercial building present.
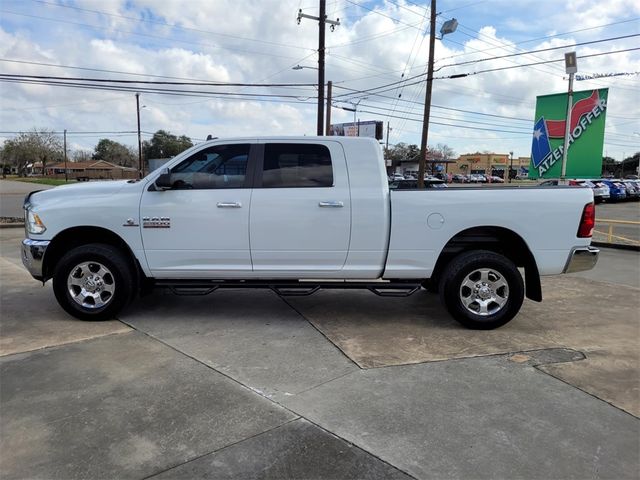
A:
[449,153,530,178]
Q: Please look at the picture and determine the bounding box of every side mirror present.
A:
[154,167,172,190]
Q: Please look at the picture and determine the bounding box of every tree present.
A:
[1,129,63,175]
[386,143,420,167]
[93,139,136,167]
[142,130,193,159]
[72,149,93,162]
[431,143,456,174]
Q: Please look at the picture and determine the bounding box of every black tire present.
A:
[52,243,135,321]
[438,250,524,330]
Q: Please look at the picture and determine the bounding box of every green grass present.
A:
[9,177,74,186]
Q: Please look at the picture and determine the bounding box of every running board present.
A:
[154,279,422,298]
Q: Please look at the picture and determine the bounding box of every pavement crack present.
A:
[141,417,301,480]
[278,294,363,370]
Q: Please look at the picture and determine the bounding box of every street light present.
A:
[339,98,366,136]
[292,64,318,71]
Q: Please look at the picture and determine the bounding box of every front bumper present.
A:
[563,246,600,273]
[21,238,50,281]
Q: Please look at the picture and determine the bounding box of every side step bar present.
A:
[154,279,422,298]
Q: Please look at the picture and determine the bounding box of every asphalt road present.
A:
[0,179,53,218]
[593,200,640,246]
[0,227,638,479]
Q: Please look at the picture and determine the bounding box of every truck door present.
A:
[139,142,254,277]
[249,141,351,274]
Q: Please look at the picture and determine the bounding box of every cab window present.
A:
[170,144,250,189]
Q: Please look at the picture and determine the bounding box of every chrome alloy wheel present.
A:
[459,268,509,316]
[67,261,115,309]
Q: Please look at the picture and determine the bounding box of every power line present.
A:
[437,18,640,63]
[0,78,319,106]
[0,77,317,99]
[332,47,640,99]
[356,108,530,135]
[353,103,532,131]
[0,73,317,88]
[435,34,639,70]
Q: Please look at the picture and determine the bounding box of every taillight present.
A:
[577,202,595,238]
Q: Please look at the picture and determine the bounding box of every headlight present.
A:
[26,210,47,234]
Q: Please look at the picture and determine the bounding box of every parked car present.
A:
[22,136,598,330]
[599,179,627,202]
[452,174,467,183]
[589,181,610,203]
[569,180,609,204]
[622,181,640,200]
[389,179,448,190]
[389,173,404,182]
[488,176,505,183]
[469,174,487,183]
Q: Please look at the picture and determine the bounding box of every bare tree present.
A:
[1,129,63,175]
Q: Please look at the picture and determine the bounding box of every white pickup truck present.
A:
[22,137,599,329]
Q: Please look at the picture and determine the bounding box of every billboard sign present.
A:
[529,88,608,179]
[330,120,383,140]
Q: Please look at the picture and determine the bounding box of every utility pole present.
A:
[561,52,577,182]
[297,2,339,136]
[417,0,437,189]
[325,80,332,135]
[136,93,143,178]
[63,129,68,183]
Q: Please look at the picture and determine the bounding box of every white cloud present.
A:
[0,0,637,161]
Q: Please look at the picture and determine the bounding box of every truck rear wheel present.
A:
[52,244,134,321]
[439,250,524,329]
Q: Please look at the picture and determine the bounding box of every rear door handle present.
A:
[217,202,242,208]
[318,201,344,208]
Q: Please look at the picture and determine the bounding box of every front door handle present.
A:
[318,201,344,208]
[217,202,242,208]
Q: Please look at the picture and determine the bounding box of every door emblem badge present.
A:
[142,217,171,228]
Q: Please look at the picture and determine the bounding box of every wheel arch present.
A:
[432,226,541,302]
[42,226,143,285]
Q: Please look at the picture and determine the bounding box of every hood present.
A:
[26,180,140,208]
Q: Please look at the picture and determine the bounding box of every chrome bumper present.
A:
[21,238,50,281]
[564,246,600,273]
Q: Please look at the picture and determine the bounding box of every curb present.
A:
[0,223,24,229]
[592,241,640,252]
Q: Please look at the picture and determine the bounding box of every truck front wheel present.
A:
[52,244,134,321]
[439,250,524,329]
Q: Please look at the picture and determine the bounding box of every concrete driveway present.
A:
[0,227,638,479]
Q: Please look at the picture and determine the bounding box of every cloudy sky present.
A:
[0,0,638,160]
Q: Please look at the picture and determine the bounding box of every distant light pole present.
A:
[339,98,366,136]
[509,151,514,182]
[561,52,577,182]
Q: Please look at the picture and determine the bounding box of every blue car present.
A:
[599,179,627,202]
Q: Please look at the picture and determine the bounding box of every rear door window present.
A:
[261,143,333,188]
